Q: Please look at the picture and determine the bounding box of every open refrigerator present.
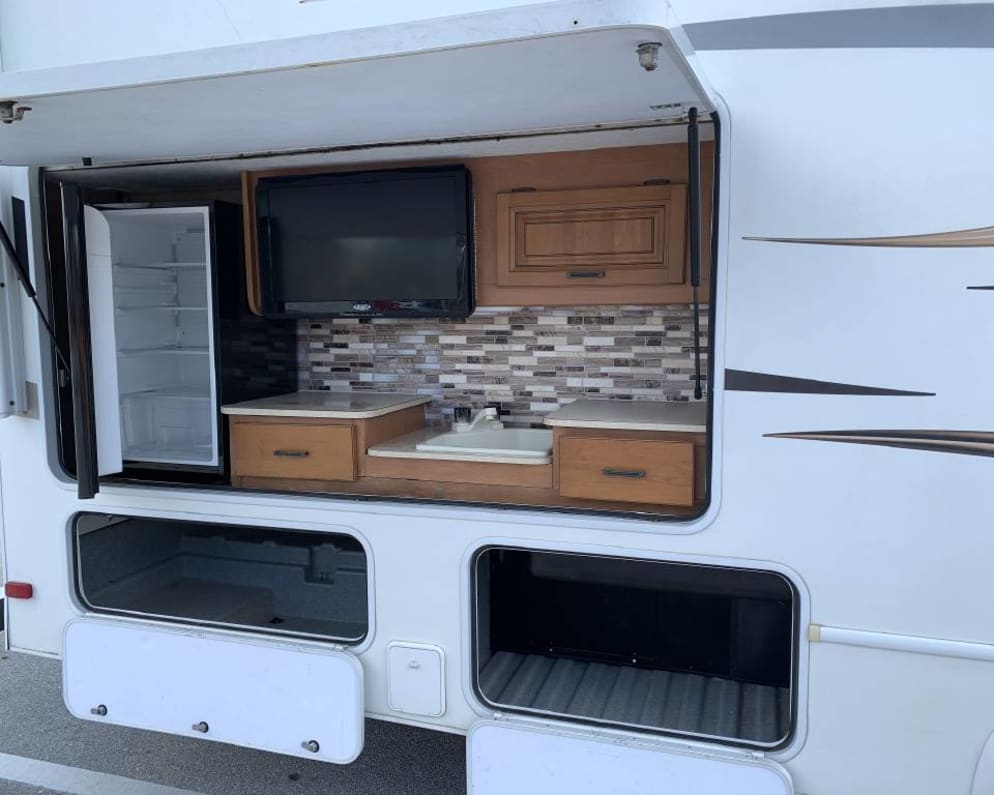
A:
[76,201,296,482]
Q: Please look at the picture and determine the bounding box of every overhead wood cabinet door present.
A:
[496,184,687,290]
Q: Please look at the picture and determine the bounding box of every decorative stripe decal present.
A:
[726,370,934,396]
[684,5,994,51]
[766,429,994,458]
[745,226,994,248]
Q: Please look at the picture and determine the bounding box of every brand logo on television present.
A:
[352,303,372,312]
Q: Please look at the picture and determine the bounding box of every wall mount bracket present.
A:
[0,101,32,125]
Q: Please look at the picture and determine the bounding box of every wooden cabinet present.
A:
[231,420,356,481]
[474,143,712,307]
[228,406,426,490]
[553,427,705,508]
[496,184,686,290]
[243,143,712,312]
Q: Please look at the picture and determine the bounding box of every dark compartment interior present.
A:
[475,548,796,747]
[74,514,368,642]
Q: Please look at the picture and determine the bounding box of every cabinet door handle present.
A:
[566,270,606,279]
[273,449,310,458]
[602,467,646,479]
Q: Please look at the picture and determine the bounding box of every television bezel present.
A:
[255,164,475,319]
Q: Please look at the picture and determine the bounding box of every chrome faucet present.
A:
[454,406,504,433]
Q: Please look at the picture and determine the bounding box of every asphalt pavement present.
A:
[0,636,466,795]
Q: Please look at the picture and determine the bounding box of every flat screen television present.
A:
[255,165,474,318]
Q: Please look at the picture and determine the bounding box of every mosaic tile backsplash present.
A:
[300,306,708,428]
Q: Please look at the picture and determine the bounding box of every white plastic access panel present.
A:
[468,721,793,795]
[63,618,364,763]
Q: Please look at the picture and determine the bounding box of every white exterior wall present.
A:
[0,0,931,74]
[0,2,992,793]
[0,0,542,72]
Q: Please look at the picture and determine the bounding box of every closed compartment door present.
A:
[64,618,364,763]
[468,721,793,795]
[496,185,687,288]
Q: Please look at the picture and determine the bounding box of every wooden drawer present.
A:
[231,421,356,481]
[558,437,694,507]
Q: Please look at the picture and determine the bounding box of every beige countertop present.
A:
[221,391,432,420]
[543,399,707,433]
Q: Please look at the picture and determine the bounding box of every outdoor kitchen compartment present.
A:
[73,514,369,643]
[474,548,797,748]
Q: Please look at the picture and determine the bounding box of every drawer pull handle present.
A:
[602,467,647,479]
[566,270,606,279]
[273,449,310,458]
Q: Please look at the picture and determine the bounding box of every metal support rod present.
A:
[0,216,69,372]
[687,107,703,400]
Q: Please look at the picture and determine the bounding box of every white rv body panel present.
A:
[0,171,27,420]
[0,2,707,167]
[467,720,792,794]
[0,2,991,793]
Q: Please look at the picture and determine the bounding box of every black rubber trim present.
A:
[726,369,934,396]
[60,183,99,499]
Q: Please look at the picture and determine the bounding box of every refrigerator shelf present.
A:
[115,305,208,313]
[117,345,210,356]
[121,387,211,401]
[123,441,215,465]
[114,284,176,294]
[113,262,207,271]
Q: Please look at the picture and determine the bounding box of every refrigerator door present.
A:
[91,205,219,471]
[61,183,105,498]
[83,206,124,476]
[109,207,218,469]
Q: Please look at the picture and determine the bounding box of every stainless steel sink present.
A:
[415,428,553,460]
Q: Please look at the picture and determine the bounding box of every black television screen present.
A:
[255,166,473,318]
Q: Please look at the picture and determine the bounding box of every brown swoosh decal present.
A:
[726,370,934,396]
[766,430,994,458]
[745,226,994,248]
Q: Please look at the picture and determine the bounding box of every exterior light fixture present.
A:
[636,42,662,72]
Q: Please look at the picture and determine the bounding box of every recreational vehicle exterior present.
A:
[0,1,991,792]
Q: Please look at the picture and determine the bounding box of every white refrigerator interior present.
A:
[86,206,217,470]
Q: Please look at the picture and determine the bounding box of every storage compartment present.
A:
[473,548,796,748]
[230,419,356,482]
[495,184,686,288]
[74,514,368,643]
[558,436,695,507]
